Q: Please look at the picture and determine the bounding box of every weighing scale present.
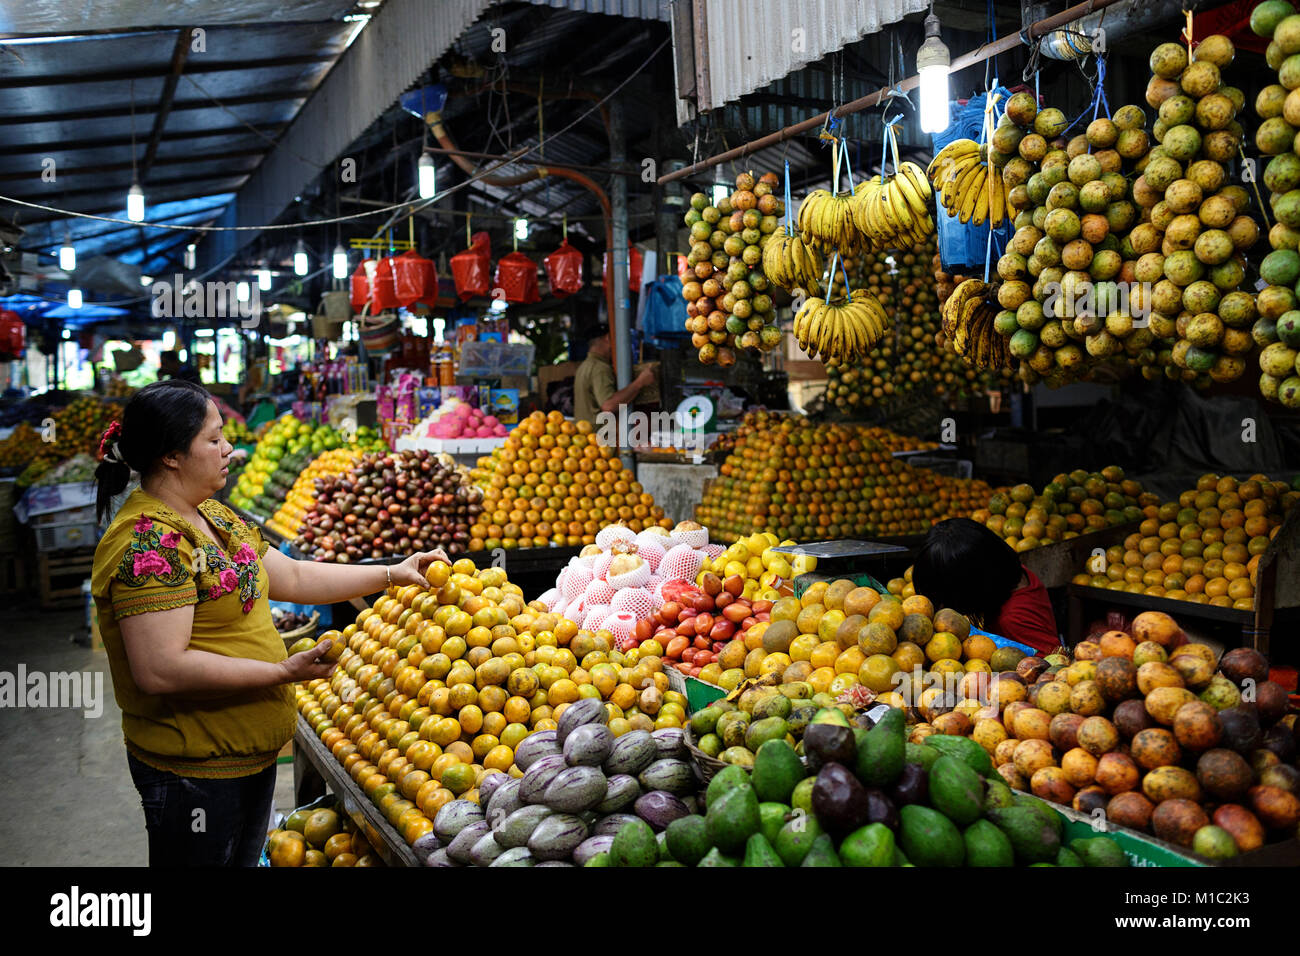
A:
[768,539,912,596]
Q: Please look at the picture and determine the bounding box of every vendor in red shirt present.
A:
[910,518,1061,656]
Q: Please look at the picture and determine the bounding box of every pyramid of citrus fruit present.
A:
[292,556,686,847]
[695,416,994,543]
[471,410,671,549]
[967,466,1155,552]
[1072,472,1298,608]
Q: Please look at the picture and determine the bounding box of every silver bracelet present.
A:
[386,564,392,588]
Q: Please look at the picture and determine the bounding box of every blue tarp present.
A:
[931,88,1013,275]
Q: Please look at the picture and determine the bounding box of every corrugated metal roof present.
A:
[696,0,929,113]
[521,0,671,21]
[0,1,353,32]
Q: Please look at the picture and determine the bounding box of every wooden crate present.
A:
[37,548,95,610]
[0,552,27,595]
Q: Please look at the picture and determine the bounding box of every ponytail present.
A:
[93,380,213,524]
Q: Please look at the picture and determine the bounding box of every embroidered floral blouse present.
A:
[91,489,295,779]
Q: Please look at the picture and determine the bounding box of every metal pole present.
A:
[657,0,1132,185]
[610,99,632,393]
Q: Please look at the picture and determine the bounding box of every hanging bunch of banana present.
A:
[762,232,824,293]
[927,139,1009,228]
[940,278,1014,370]
[793,287,892,364]
[796,189,865,254]
[850,161,936,248]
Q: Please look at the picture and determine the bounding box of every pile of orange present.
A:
[294,556,687,847]
[266,804,384,867]
[1072,473,1298,609]
[469,410,671,550]
[695,416,995,543]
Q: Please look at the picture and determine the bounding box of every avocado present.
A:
[746,715,790,751]
[894,845,912,866]
[690,705,724,737]
[986,806,1061,864]
[963,819,1015,867]
[898,804,965,867]
[889,762,929,807]
[791,776,816,815]
[812,706,851,727]
[655,861,684,866]
[1012,792,1063,839]
[705,764,749,810]
[742,832,786,867]
[811,762,870,834]
[922,734,994,775]
[697,847,739,866]
[983,777,1015,809]
[610,819,659,867]
[1055,846,1085,867]
[751,739,805,804]
[905,742,940,771]
[758,802,789,845]
[705,781,761,855]
[799,833,843,866]
[656,830,673,861]
[774,812,824,866]
[1070,836,1129,867]
[665,815,712,867]
[856,706,905,787]
[803,723,857,772]
[928,754,985,826]
[839,822,896,867]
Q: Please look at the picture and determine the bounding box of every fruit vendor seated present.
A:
[92,380,449,866]
[911,518,1061,655]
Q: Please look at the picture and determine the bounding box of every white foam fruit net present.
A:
[669,526,709,549]
[659,544,704,582]
[581,604,612,633]
[592,552,615,582]
[632,536,666,572]
[610,587,658,620]
[536,588,560,611]
[596,524,638,550]
[582,578,617,606]
[604,611,637,650]
[702,543,725,558]
[562,563,594,599]
[606,559,652,590]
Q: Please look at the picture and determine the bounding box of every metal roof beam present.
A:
[0,89,314,127]
[219,0,495,265]
[2,124,286,157]
[0,148,264,181]
[0,53,336,90]
[139,27,196,180]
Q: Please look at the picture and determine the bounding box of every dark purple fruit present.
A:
[803,724,858,773]
[810,762,870,835]
[888,762,929,807]
[1219,647,1269,688]
[1261,723,1297,763]
[1219,707,1263,755]
[863,788,900,829]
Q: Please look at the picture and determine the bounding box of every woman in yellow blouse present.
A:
[92,380,447,866]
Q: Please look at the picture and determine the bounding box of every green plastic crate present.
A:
[1056,817,1201,868]
[685,676,727,713]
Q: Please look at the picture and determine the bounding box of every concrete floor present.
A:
[0,603,297,866]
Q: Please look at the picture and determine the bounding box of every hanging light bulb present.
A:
[514,218,529,241]
[257,268,272,291]
[58,234,75,272]
[417,152,436,199]
[126,182,145,222]
[68,287,82,309]
[236,281,250,303]
[333,243,348,280]
[184,243,197,269]
[294,240,309,276]
[917,11,951,135]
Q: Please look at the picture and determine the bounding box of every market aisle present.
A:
[0,606,295,866]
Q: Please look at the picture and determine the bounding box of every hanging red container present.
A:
[370,256,401,311]
[388,250,438,308]
[450,231,492,302]
[603,246,644,289]
[543,240,584,298]
[494,251,540,304]
[349,259,374,311]
[0,309,23,359]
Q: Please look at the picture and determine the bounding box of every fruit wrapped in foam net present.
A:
[604,611,638,651]
[596,524,638,551]
[582,578,617,606]
[606,553,651,590]
[630,537,665,572]
[562,562,594,600]
[659,543,704,582]
[581,604,612,632]
[536,588,561,611]
[668,520,708,550]
[644,573,663,593]
[702,543,725,559]
[610,586,658,621]
[592,551,615,582]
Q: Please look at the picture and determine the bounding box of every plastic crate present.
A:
[35,521,101,552]
[31,503,96,527]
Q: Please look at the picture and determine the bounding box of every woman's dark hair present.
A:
[910,517,1024,627]
[95,380,213,522]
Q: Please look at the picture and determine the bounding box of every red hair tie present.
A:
[99,420,123,460]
